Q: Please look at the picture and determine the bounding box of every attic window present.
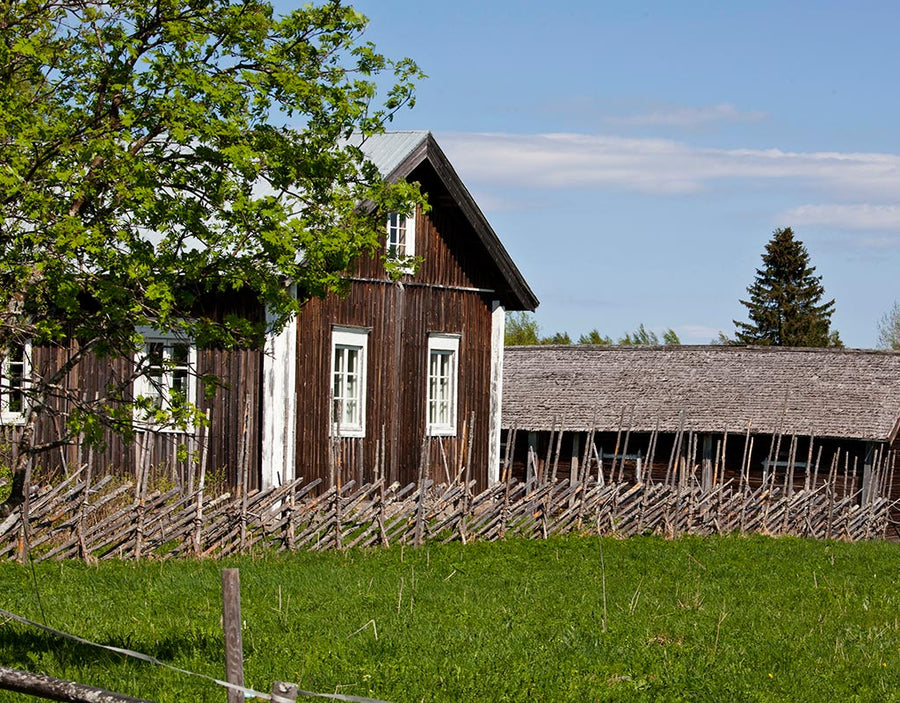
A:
[386,211,415,262]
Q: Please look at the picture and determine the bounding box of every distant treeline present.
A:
[505,313,679,347]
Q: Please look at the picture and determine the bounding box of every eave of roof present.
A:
[358,131,538,312]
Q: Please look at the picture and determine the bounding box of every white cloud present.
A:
[605,103,766,127]
[439,132,900,198]
[781,204,900,231]
[674,325,721,340]
[676,325,726,343]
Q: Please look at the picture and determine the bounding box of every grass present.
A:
[2,534,900,702]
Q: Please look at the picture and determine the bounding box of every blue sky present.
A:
[287,1,900,347]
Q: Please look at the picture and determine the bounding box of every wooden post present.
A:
[414,437,428,546]
[526,432,537,488]
[221,569,244,703]
[77,444,95,564]
[666,411,685,487]
[551,425,564,484]
[804,433,815,492]
[544,421,556,487]
[570,432,580,486]
[719,427,729,487]
[647,420,659,484]
[193,412,209,557]
[617,406,634,483]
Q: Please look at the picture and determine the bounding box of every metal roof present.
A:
[502,345,900,442]
[355,131,431,177]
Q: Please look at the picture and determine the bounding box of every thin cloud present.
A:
[676,325,725,342]
[606,103,767,127]
[439,132,900,198]
[781,204,900,230]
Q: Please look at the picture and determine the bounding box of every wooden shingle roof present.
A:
[502,345,900,442]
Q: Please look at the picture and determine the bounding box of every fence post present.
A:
[222,569,244,703]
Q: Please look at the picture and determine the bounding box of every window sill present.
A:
[330,429,366,439]
[427,426,457,437]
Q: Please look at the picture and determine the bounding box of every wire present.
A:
[0,607,390,703]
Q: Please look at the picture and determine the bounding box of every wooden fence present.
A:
[1,453,896,562]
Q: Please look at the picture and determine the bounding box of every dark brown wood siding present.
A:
[294,283,493,489]
[5,335,263,491]
[294,169,499,490]
[354,163,508,294]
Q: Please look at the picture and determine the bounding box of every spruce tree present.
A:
[734,228,841,347]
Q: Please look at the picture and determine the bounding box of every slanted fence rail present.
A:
[1,456,895,563]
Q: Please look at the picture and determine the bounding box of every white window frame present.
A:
[426,334,460,437]
[330,327,369,438]
[1,342,30,425]
[386,210,416,270]
[133,328,197,434]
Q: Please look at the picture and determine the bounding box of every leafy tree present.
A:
[505,312,541,345]
[876,302,900,350]
[0,0,424,515]
[544,331,572,345]
[733,228,841,347]
[617,324,680,345]
[711,331,736,345]
[578,329,613,345]
[661,328,681,345]
[506,316,681,347]
[504,312,572,345]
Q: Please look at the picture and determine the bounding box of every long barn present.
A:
[501,344,900,497]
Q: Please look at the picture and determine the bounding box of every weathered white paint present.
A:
[261,291,297,488]
[488,301,505,483]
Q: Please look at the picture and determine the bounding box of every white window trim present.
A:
[426,333,460,437]
[133,327,197,434]
[1,342,30,426]
[386,210,416,273]
[330,326,369,438]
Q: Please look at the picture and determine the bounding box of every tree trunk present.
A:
[0,409,37,518]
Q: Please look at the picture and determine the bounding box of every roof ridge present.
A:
[506,344,900,356]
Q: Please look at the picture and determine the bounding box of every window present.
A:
[134,330,196,432]
[386,211,415,262]
[1,343,29,425]
[426,334,459,436]
[331,327,368,437]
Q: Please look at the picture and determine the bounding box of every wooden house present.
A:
[1,131,537,493]
[262,131,538,490]
[502,344,900,498]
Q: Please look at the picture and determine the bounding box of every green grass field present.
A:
[1,534,900,702]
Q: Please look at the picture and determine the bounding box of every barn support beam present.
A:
[488,301,505,483]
